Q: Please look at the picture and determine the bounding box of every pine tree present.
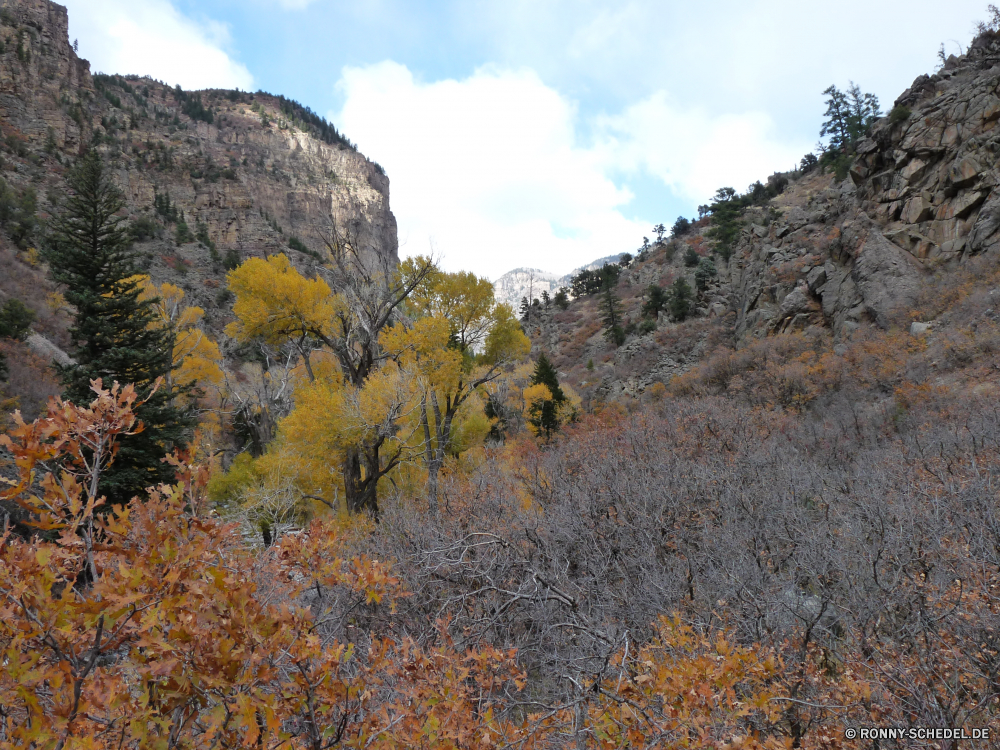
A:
[642,284,668,319]
[45,151,194,505]
[528,352,565,439]
[600,283,625,346]
[694,257,717,292]
[820,85,851,152]
[669,277,692,321]
[519,296,530,323]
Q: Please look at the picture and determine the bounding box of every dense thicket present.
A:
[353,387,1000,744]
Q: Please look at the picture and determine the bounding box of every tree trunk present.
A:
[343,444,380,518]
[421,397,439,515]
[343,447,365,515]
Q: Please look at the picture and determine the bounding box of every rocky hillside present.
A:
[730,38,1000,343]
[0,0,397,415]
[529,34,1000,405]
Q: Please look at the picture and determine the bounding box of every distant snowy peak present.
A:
[492,255,625,308]
[492,268,562,310]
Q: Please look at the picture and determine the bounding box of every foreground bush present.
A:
[0,384,894,748]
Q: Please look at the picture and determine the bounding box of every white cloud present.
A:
[593,92,812,203]
[63,0,253,91]
[336,62,644,280]
[463,0,988,125]
[336,62,812,279]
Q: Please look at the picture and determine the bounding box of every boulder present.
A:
[901,195,934,224]
[851,232,924,329]
[948,155,982,188]
[967,189,1000,253]
[806,265,827,292]
[26,333,74,367]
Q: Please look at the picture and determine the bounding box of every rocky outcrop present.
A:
[493,268,562,309]
[729,33,1000,342]
[25,332,71,365]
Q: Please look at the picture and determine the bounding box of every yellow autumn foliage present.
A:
[225,254,337,345]
[133,277,224,393]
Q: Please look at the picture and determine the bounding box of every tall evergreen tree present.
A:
[528,352,565,439]
[820,85,851,152]
[600,282,626,347]
[45,151,193,505]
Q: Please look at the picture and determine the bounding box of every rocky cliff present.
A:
[730,36,1000,342]
[526,32,1000,404]
[0,0,397,332]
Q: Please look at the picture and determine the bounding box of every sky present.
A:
[63,0,988,280]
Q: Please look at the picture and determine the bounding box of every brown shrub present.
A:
[0,340,60,422]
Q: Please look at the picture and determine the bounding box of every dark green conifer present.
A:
[45,151,193,505]
[528,352,566,439]
[600,283,626,347]
[669,277,693,322]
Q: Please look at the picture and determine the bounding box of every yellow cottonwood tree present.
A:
[137,277,224,393]
[225,245,433,516]
[384,259,530,510]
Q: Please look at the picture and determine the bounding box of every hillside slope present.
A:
[530,37,1000,406]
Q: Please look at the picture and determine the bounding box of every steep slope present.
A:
[732,38,1000,341]
[528,34,1000,406]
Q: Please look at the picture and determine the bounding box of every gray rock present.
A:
[26,333,74,367]
[967,189,1000,253]
[806,265,828,292]
[851,232,924,329]
[778,284,812,318]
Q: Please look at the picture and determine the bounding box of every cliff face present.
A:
[0,0,397,329]
[524,34,1000,404]
[0,0,92,151]
[730,36,1000,342]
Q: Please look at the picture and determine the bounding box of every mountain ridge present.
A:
[0,0,397,416]
[492,252,625,308]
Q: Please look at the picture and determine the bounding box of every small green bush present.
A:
[695,258,718,292]
[129,215,160,242]
[554,288,570,310]
[0,299,35,340]
[175,220,193,245]
[642,284,668,319]
[889,105,911,125]
[223,248,241,270]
